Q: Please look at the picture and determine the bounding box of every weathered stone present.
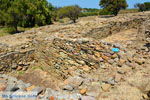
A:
[89,62,95,66]
[134,58,145,65]
[32,87,45,95]
[101,55,109,61]
[8,76,18,82]
[49,96,55,100]
[17,66,23,71]
[67,60,76,65]
[145,83,150,92]
[77,60,86,65]
[94,52,101,58]
[26,85,36,91]
[81,96,95,100]
[62,85,74,91]
[66,76,84,88]
[105,77,116,85]
[80,88,87,95]
[108,59,114,64]
[115,74,122,82]
[5,83,18,92]
[101,84,111,92]
[114,57,119,62]
[81,54,88,59]
[15,83,26,90]
[0,83,6,91]
[81,65,90,71]
[24,83,31,88]
[95,45,103,51]
[12,63,17,69]
[142,94,149,99]
[86,82,101,97]
[119,59,126,65]
[113,43,122,48]
[111,53,118,59]
[99,57,104,62]
[59,52,68,58]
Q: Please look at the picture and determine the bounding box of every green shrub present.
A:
[135,2,150,11]
[79,12,99,17]
[99,9,112,15]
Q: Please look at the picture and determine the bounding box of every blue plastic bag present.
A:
[112,48,120,53]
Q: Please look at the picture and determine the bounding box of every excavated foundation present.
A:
[0,12,150,100]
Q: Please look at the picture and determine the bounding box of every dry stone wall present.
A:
[34,37,149,80]
[0,12,149,74]
[0,13,149,74]
[83,16,149,39]
[0,48,35,73]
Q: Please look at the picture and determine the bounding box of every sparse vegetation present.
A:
[79,12,99,17]
[0,26,31,37]
[135,2,150,11]
[57,5,81,23]
[79,8,99,17]
[17,71,25,75]
[99,9,112,15]
[31,66,44,70]
[119,9,139,14]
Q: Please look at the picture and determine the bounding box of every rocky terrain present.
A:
[0,12,150,100]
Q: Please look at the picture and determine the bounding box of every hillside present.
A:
[0,11,150,100]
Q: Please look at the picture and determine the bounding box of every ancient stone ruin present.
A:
[0,12,150,100]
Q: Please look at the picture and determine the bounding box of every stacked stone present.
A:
[0,74,86,100]
[0,43,9,54]
[144,20,150,43]
[0,49,35,73]
[39,38,146,79]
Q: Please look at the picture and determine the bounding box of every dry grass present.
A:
[119,9,139,14]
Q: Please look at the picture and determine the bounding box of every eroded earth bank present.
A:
[0,12,150,100]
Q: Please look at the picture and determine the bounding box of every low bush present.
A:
[79,12,99,17]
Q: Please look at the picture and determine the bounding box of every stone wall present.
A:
[34,37,148,80]
[0,49,35,73]
[83,16,149,39]
[143,20,150,42]
[0,12,149,74]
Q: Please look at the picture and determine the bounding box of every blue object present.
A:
[112,48,120,52]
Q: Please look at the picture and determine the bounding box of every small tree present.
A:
[0,0,23,32]
[58,5,81,23]
[51,7,59,22]
[135,2,150,11]
[144,2,150,11]
[99,0,128,16]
